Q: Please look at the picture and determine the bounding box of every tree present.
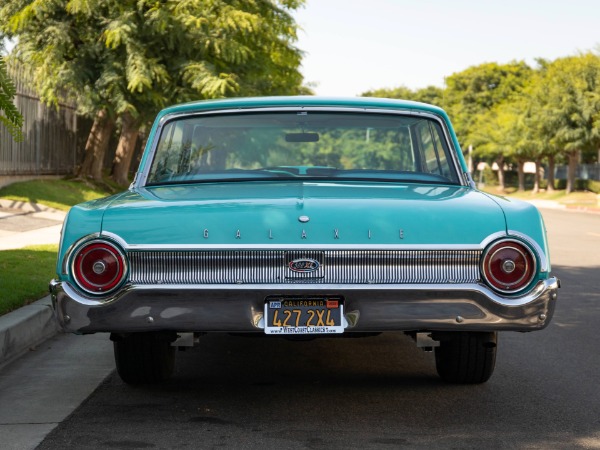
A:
[0,47,22,141]
[363,85,417,100]
[444,62,533,148]
[1,0,307,185]
[442,62,533,191]
[519,66,560,192]
[362,85,445,108]
[530,53,600,193]
[470,104,515,191]
[412,85,446,108]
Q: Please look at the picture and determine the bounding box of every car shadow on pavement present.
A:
[37,267,600,450]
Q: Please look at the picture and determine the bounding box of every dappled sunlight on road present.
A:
[576,435,600,449]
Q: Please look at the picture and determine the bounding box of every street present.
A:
[22,209,600,448]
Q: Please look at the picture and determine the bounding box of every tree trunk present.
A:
[532,158,541,194]
[566,150,579,194]
[496,156,506,192]
[517,160,525,192]
[111,112,140,187]
[546,155,556,192]
[78,109,115,181]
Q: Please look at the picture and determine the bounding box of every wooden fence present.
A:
[0,62,87,176]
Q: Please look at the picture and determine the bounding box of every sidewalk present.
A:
[0,200,115,450]
[0,199,66,251]
[0,200,66,367]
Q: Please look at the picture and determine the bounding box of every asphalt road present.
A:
[35,208,600,449]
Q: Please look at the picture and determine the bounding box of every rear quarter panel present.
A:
[482,193,552,278]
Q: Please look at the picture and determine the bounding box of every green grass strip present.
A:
[0,178,117,211]
[0,244,58,316]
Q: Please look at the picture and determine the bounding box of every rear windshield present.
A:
[146,111,461,185]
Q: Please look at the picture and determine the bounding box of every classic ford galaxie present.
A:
[50,97,559,384]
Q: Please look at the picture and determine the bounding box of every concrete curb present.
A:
[0,296,60,370]
[565,205,600,214]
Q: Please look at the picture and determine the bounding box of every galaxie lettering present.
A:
[200,227,407,240]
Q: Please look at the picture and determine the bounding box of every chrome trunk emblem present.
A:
[298,215,310,223]
[288,258,320,273]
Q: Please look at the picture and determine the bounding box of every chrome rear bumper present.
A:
[50,278,558,334]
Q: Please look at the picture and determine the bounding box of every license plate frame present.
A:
[264,296,344,335]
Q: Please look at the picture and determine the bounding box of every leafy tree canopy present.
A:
[0,0,307,183]
[363,85,445,107]
[533,53,600,156]
[443,61,533,146]
[0,49,22,141]
[0,0,307,121]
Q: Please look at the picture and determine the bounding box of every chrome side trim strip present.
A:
[99,230,546,255]
[100,230,506,251]
[120,243,486,251]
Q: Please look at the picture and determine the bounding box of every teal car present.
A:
[50,96,559,385]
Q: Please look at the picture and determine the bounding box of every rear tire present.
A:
[113,332,176,384]
[434,331,497,384]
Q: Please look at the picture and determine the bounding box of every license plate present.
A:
[264,297,344,335]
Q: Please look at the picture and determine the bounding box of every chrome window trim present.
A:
[136,106,466,188]
[464,172,477,188]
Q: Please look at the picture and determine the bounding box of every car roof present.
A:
[156,96,448,120]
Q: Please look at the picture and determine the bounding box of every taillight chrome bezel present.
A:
[70,239,128,295]
[481,238,537,294]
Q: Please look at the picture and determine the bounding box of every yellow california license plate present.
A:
[264,297,344,335]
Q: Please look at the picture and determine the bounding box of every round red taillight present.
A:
[482,240,536,293]
[72,241,126,294]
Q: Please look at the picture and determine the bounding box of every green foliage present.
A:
[531,53,600,155]
[470,103,513,161]
[471,96,538,164]
[588,180,600,194]
[444,61,533,146]
[364,86,417,100]
[0,55,23,141]
[363,85,446,108]
[0,0,307,123]
[480,166,498,186]
[0,244,58,316]
[555,179,600,193]
[364,54,600,195]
